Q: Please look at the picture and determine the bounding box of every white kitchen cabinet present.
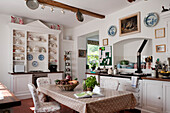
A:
[100,76,142,107]
[9,21,61,73]
[86,74,100,83]
[10,74,32,99]
[142,80,163,113]
[48,73,64,85]
[163,82,170,113]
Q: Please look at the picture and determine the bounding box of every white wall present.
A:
[64,0,170,79]
[77,36,87,83]
[0,14,11,88]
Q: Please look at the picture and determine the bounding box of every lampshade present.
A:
[26,0,39,10]
[76,9,84,22]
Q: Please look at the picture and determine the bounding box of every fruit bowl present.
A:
[56,83,79,91]
[56,80,79,91]
[159,72,170,76]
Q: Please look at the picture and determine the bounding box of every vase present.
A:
[91,66,96,71]
[87,87,93,91]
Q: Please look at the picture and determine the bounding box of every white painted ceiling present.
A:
[0,0,141,28]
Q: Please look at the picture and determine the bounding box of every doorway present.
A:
[87,36,99,70]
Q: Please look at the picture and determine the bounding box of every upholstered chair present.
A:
[28,83,60,113]
[36,77,51,102]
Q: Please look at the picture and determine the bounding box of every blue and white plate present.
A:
[32,61,38,67]
[38,54,44,61]
[27,54,33,61]
[144,13,159,27]
[108,25,117,36]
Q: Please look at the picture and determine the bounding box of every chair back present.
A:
[101,79,120,91]
[36,77,51,88]
[28,83,40,110]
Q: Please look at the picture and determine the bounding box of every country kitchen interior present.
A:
[0,0,170,113]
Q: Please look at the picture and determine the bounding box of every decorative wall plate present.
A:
[38,54,44,61]
[108,25,117,36]
[144,13,159,27]
[32,61,38,67]
[27,54,33,61]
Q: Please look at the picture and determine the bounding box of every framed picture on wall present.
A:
[119,12,141,36]
[103,38,108,46]
[155,28,165,38]
[78,49,86,57]
[156,44,166,53]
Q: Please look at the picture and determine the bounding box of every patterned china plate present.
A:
[38,54,44,61]
[32,61,38,67]
[144,13,159,27]
[108,25,117,36]
[27,54,33,61]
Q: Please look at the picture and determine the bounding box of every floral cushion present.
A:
[36,77,51,102]
[36,101,60,112]
[28,83,60,113]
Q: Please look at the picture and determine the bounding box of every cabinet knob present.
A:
[158,97,161,99]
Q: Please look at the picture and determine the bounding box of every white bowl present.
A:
[33,38,40,41]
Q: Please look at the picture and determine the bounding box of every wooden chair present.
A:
[28,83,60,113]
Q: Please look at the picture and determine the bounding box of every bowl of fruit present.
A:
[55,79,79,91]
[159,71,170,76]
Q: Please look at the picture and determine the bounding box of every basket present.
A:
[56,83,79,91]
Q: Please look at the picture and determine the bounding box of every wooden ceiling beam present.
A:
[37,0,105,19]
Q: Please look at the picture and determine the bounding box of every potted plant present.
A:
[89,60,97,70]
[85,76,99,91]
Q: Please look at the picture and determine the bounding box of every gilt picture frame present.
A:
[103,38,108,46]
[119,12,141,36]
[155,28,165,38]
[78,49,86,57]
[156,44,166,53]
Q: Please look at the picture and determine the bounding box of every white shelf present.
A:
[27,40,46,43]
[13,36,25,38]
[13,60,25,62]
[27,52,46,54]
[13,44,25,47]
[63,39,74,43]
[13,52,25,54]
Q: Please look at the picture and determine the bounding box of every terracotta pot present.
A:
[87,87,93,91]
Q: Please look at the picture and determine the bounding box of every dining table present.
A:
[0,82,21,112]
[39,85,136,113]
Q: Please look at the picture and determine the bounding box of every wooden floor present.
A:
[13,98,75,113]
[12,98,140,113]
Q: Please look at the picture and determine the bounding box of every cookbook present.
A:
[74,91,104,98]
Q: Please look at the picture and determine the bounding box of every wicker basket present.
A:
[56,83,79,91]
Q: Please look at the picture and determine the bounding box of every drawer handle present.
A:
[158,97,161,99]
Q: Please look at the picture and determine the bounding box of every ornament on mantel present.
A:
[10,16,24,24]
[57,25,60,30]
[162,6,169,12]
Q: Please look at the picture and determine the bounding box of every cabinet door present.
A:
[48,73,64,85]
[143,80,163,113]
[163,82,170,113]
[12,74,32,97]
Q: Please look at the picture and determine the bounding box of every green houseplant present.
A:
[85,76,99,91]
